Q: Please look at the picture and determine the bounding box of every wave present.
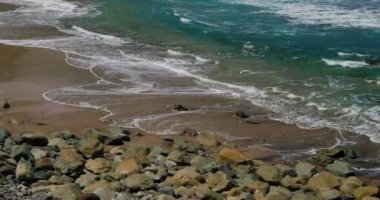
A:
[180,17,191,24]
[322,58,369,68]
[338,52,368,57]
[225,0,380,29]
[69,26,128,46]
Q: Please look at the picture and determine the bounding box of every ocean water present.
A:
[0,0,379,142]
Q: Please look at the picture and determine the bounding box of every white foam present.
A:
[226,0,380,29]
[322,58,369,68]
[180,17,191,24]
[306,102,328,111]
[69,26,127,46]
[338,52,367,57]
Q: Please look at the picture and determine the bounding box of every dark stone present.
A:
[234,111,250,119]
[0,129,11,142]
[33,170,51,180]
[1,99,10,110]
[21,134,48,146]
[10,143,35,163]
[0,164,15,175]
[80,193,101,200]
[169,104,189,111]
[53,130,78,140]
[364,58,380,65]
[181,128,198,136]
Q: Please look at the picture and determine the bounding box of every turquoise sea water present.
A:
[0,0,379,141]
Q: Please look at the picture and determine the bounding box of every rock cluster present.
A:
[0,127,379,200]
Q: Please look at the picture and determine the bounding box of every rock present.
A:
[234,111,250,119]
[15,158,34,182]
[47,137,68,148]
[275,164,296,177]
[147,147,169,163]
[85,158,110,174]
[354,186,379,200]
[31,148,48,160]
[82,180,115,200]
[76,134,104,158]
[280,175,305,190]
[0,129,11,142]
[32,183,81,200]
[340,176,363,195]
[1,99,10,109]
[169,104,189,111]
[108,127,131,136]
[217,148,247,164]
[206,171,232,192]
[227,187,253,200]
[170,167,203,187]
[54,146,84,177]
[157,194,176,200]
[115,158,139,175]
[194,184,224,200]
[35,158,54,170]
[320,189,341,200]
[265,186,292,200]
[105,136,125,146]
[125,174,155,190]
[257,164,281,183]
[364,58,380,65]
[0,164,15,175]
[196,134,219,147]
[10,143,34,162]
[166,150,185,164]
[318,147,357,159]
[307,172,339,190]
[21,133,48,146]
[123,145,150,164]
[326,161,354,176]
[181,128,199,136]
[295,162,316,178]
[75,173,98,188]
[200,160,222,173]
[52,130,78,140]
[33,170,51,180]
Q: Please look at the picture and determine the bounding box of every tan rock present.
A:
[206,171,231,192]
[170,167,203,187]
[59,146,84,162]
[217,148,247,164]
[249,180,269,194]
[307,172,339,190]
[82,180,115,200]
[115,158,139,175]
[31,183,81,200]
[196,134,218,147]
[340,176,363,195]
[85,158,110,174]
[35,158,55,170]
[256,164,281,183]
[354,186,379,200]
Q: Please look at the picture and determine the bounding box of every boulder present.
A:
[75,173,98,188]
[295,162,316,178]
[76,134,104,158]
[48,138,68,148]
[307,172,339,190]
[280,175,305,190]
[320,189,341,200]
[217,148,247,164]
[10,143,34,162]
[170,167,203,187]
[54,146,84,177]
[196,134,219,147]
[85,158,110,174]
[234,111,250,119]
[21,133,48,146]
[35,158,54,170]
[354,186,379,200]
[166,150,185,164]
[123,145,150,164]
[0,129,11,142]
[125,174,155,190]
[326,161,354,176]
[115,158,139,175]
[31,183,81,200]
[339,176,363,195]
[265,186,292,200]
[169,104,189,111]
[108,127,131,136]
[257,164,281,183]
[0,164,14,175]
[249,180,270,194]
[31,148,48,160]
[275,164,296,177]
[82,180,115,200]
[206,171,232,192]
[1,99,10,109]
[15,158,34,182]
[147,147,169,163]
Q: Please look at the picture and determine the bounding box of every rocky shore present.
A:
[0,124,379,200]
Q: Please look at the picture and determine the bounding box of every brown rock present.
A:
[85,158,110,174]
[115,158,139,175]
[354,186,379,200]
[217,148,247,164]
[35,158,55,170]
[307,172,339,190]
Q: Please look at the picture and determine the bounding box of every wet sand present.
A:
[0,44,107,134]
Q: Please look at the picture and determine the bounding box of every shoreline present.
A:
[0,42,379,177]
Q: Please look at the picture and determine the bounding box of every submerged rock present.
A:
[169,104,189,111]
[234,111,250,119]
[326,161,354,176]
